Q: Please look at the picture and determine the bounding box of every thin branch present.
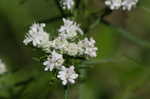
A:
[38,14,72,23]
[99,7,150,49]
[64,85,69,99]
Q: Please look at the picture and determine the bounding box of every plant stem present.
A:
[64,85,69,99]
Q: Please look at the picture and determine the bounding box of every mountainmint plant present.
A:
[23,0,98,99]
[23,18,97,98]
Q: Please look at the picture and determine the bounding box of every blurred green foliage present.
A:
[0,0,150,99]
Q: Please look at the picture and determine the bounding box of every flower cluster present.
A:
[23,18,97,85]
[43,51,64,71]
[58,18,83,40]
[57,66,78,85]
[105,0,138,11]
[23,23,51,53]
[0,59,7,75]
[60,0,74,10]
[78,38,97,58]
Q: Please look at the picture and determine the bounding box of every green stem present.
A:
[64,85,69,99]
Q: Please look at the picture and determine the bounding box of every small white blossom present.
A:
[51,37,84,56]
[65,43,79,56]
[51,37,69,52]
[51,38,80,56]
[122,0,138,11]
[78,38,98,58]
[23,23,50,51]
[105,0,138,10]
[61,0,74,10]
[105,0,122,10]
[59,18,83,40]
[57,66,78,85]
[0,59,7,74]
[43,51,64,71]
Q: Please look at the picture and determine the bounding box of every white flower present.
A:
[43,51,64,71]
[61,0,74,10]
[65,43,79,56]
[51,38,80,56]
[78,38,98,58]
[105,0,138,10]
[105,0,122,10]
[51,37,84,56]
[51,37,69,52]
[23,23,50,51]
[122,0,138,11]
[59,18,83,40]
[0,59,7,74]
[57,66,78,85]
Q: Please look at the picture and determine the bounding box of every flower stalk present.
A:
[65,85,69,99]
